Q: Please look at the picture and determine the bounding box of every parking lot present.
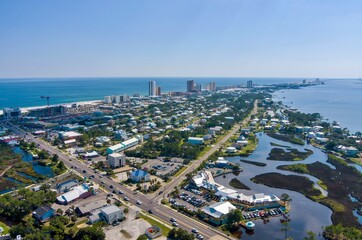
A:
[141,158,183,178]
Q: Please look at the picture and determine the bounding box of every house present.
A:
[107,153,126,168]
[201,201,236,225]
[63,139,77,147]
[215,158,229,168]
[226,146,237,153]
[83,151,99,159]
[33,205,55,222]
[187,137,204,145]
[130,169,150,183]
[345,147,359,157]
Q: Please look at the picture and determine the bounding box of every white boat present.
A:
[245,221,255,230]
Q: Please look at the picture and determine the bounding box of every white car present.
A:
[136,200,142,205]
[118,190,124,194]
[191,228,198,233]
[172,222,179,227]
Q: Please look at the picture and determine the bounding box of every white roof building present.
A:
[57,184,90,204]
[202,201,236,219]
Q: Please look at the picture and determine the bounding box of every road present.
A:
[4,100,258,239]
[6,123,229,240]
[151,100,259,202]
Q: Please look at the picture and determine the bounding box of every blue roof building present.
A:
[33,205,55,222]
[129,169,150,183]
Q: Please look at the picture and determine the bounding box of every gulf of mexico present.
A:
[273,79,362,133]
[0,77,298,109]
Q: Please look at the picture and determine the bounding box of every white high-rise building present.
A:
[149,81,157,96]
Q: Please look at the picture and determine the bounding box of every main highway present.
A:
[5,100,257,239]
[7,123,230,240]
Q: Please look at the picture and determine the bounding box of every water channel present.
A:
[214,132,335,239]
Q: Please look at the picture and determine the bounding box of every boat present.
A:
[245,221,255,231]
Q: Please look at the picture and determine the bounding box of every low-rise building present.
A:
[201,201,236,225]
[56,184,92,205]
[58,131,83,141]
[33,205,55,222]
[107,153,126,168]
[56,180,79,193]
[187,137,204,145]
[3,108,21,119]
[100,205,123,224]
[107,137,140,154]
[129,169,150,183]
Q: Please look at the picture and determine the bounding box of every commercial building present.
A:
[56,184,92,205]
[187,80,195,92]
[149,81,157,96]
[88,205,124,225]
[187,137,204,145]
[201,201,236,225]
[27,105,66,118]
[129,169,150,183]
[58,131,83,141]
[107,152,126,168]
[56,180,79,193]
[3,108,21,119]
[247,80,253,88]
[106,137,140,154]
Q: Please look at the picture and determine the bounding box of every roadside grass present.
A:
[174,166,187,178]
[319,198,345,212]
[140,212,172,236]
[0,222,10,235]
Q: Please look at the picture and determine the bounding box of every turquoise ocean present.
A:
[0,77,360,133]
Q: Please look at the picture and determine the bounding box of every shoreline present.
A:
[0,99,103,115]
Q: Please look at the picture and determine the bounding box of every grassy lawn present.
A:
[317,180,328,190]
[0,222,10,235]
[350,157,362,166]
[174,166,187,177]
[320,198,346,212]
[140,212,172,236]
[239,140,258,156]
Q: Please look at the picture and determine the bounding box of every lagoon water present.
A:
[214,133,334,240]
[273,79,362,133]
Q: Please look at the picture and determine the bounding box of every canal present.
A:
[214,132,334,240]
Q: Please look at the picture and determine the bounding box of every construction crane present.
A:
[40,96,51,115]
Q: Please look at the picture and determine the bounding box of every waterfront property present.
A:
[201,201,236,226]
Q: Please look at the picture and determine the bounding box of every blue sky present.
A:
[1,0,362,78]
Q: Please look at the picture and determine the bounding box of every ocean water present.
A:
[0,77,299,109]
[273,79,362,133]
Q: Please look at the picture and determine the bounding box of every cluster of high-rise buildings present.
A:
[104,95,130,104]
[148,80,161,97]
[187,80,216,93]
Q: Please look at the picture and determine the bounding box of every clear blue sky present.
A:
[1,0,361,78]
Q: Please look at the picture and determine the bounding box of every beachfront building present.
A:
[129,169,150,183]
[201,201,236,226]
[107,152,126,168]
[106,137,140,154]
[56,184,92,205]
[3,108,21,119]
[187,137,204,145]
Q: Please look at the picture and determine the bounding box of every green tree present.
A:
[304,231,316,240]
[51,154,59,163]
[226,209,243,230]
[74,226,105,240]
[168,228,194,240]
